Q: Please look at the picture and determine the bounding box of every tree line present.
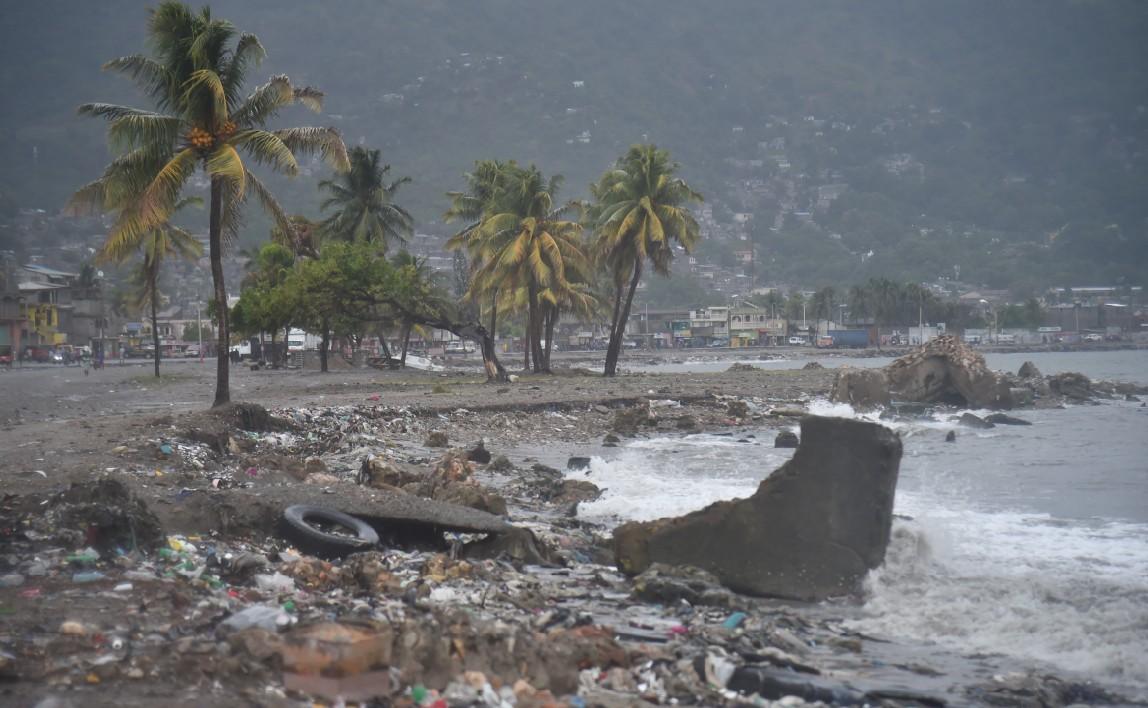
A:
[71,2,702,404]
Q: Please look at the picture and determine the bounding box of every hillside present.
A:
[1,0,1145,292]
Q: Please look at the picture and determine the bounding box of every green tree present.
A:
[319,146,413,252]
[390,250,444,366]
[590,145,702,376]
[72,1,348,406]
[181,321,214,343]
[444,159,519,347]
[102,196,203,377]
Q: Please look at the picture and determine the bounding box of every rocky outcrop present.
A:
[829,368,891,410]
[1017,361,1043,379]
[613,416,902,601]
[1048,372,1093,401]
[884,335,1013,408]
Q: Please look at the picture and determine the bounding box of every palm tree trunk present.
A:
[544,305,558,370]
[400,323,411,367]
[605,262,642,376]
[488,292,498,346]
[604,278,625,373]
[150,267,160,378]
[528,283,545,373]
[209,177,230,407]
[319,317,330,373]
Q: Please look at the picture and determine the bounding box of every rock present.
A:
[631,564,738,608]
[985,413,1032,426]
[358,457,422,489]
[945,431,957,443]
[487,455,514,472]
[614,416,902,600]
[1009,387,1035,407]
[727,362,758,372]
[1048,372,1093,401]
[613,403,655,436]
[728,666,863,704]
[829,368,891,410]
[425,431,449,448]
[1127,394,1141,402]
[467,440,492,464]
[462,525,554,566]
[420,450,507,516]
[884,335,1014,408]
[304,472,341,486]
[803,361,825,370]
[726,400,750,418]
[957,412,994,429]
[209,402,281,431]
[774,430,799,448]
[432,483,508,517]
[602,433,621,444]
[1017,361,1043,379]
[566,456,592,470]
[552,479,601,505]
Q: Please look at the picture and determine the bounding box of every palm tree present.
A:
[72,2,349,407]
[319,147,413,251]
[105,197,203,377]
[590,145,702,376]
[467,166,590,373]
[445,160,517,342]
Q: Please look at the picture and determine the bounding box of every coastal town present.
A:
[2,1,1147,707]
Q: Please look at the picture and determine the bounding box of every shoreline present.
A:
[0,359,1142,706]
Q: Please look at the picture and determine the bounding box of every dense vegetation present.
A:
[3,0,1145,293]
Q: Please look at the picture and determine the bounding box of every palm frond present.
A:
[206,144,246,195]
[107,113,182,153]
[231,129,298,175]
[275,127,349,171]
[293,86,324,113]
[231,75,293,126]
[102,55,175,100]
[182,69,229,123]
[244,169,294,247]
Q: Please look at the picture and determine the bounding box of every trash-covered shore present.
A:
[1,362,1138,707]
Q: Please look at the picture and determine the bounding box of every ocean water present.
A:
[570,350,1148,698]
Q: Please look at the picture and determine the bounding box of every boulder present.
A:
[944,430,957,443]
[614,416,902,601]
[802,361,825,370]
[773,430,799,448]
[884,335,1013,409]
[466,440,492,464]
[957,412,994,429]
[552,479,601,505]
[1048,372,1093,401]
[1017,361,1043,379]
[829,368,891,409]
[566,456,592,470]
[985,413,1032,426]
[727,362,758,372]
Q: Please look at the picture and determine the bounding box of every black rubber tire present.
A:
[281,505,379,558]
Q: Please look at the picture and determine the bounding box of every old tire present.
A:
[281,505,379,558]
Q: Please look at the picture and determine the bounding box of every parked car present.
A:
[1082,333,1103,342]
[0,349,13,368]
[709,338,729,348]
[183,345,201,358]
[787,336,806,346]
